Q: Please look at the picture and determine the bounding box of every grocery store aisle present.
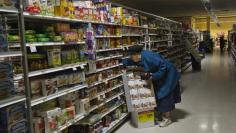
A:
[116,48,236,133]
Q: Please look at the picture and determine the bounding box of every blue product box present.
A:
[0,119,27,133]
[0,63,14,79]
[0,33,8,52]
[0,103,26,126]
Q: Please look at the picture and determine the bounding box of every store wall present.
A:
[193,16,236,38]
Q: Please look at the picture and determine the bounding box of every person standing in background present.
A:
[220,35,225,52]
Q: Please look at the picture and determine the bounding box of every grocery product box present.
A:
[47,48,61,67]
[33,117,44,133]
[0,103,26,126]
[0,119,27,133]
[0,0,17,8]
[42,78,58,96]
[30,80,43,98]
[131,109,155,128]
[122,72,156,128]
[42,108,61,133]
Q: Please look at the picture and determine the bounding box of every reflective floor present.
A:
[116,48,236,133]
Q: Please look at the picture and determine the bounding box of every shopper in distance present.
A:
[122,45,181,127]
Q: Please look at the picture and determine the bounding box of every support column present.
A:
[206,16,210,32]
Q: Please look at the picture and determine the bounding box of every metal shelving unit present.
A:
[102,113,129,133]
[0,7,18,13]
[0,96,26,108]
[0,51,22,58]
[96,48,123,52]
[28,62,87,77]
[25,41,86,47]
[0,1,188,133]
[31,84,87,106]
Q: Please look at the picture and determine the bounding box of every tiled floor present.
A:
[116,49,236,133]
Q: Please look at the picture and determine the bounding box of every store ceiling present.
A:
[111,0,236,17]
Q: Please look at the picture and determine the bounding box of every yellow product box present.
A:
[131,109,155,128]
[54,0,69,17]
[47,47,62,67]
[138,111,154,123]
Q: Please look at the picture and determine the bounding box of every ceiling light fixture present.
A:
[201,0,220,27]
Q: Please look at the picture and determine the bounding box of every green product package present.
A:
[53,36,62,42]
[25,35,35,40]
[28,54,46,59]
[8,35,20,42]
[37,38,50,42]
[25,30,36,35]
[26,38,37,43]
[36,34,47,38]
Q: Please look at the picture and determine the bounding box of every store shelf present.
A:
[148,27,157,30]
[231,49,236,60]
[150,40,170,43]
[89,84,124,101]
[232,46,236,55]
[57,103,126,132]
[122,34,144,37]
[89,92,124,113]
[122,44,144,48]
[149,33,158,36]
[156,27,170,30]
[169,54,185,61]
[31,84,87,106]
[14,74,24,81]
[123,24,147,29]
[168,48,185,55]
[0,8,18,13]
[96,64,123,73]
[171,29,182,32]
[152,45,167,50]
[157,49,168,53]
[171,44,185,47]
[156,44,167,48]
[0,96,26,108]
[182,62,192,72]
[96,48,123,52]
[28,62,87,77]
[25,41,85,47]
[88,74,123,88]
[141,41,149,44]
[23,12,121,26]
[96,55,123,61]
[100,103,125,119]
[0,51,22,58]
[55,114,85,133]
[103,113,128,133]
[87,64,123,75]
[122,56,130,59]
[95,35,122,38]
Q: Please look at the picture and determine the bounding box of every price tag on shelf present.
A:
[29,44,37,53]
[168,41,173,47]
[80,65,84,69]
[118,95,121,100]
[72,67,77,71]
[122,46,125,51]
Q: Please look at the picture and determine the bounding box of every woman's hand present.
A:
[141,72,152,80]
